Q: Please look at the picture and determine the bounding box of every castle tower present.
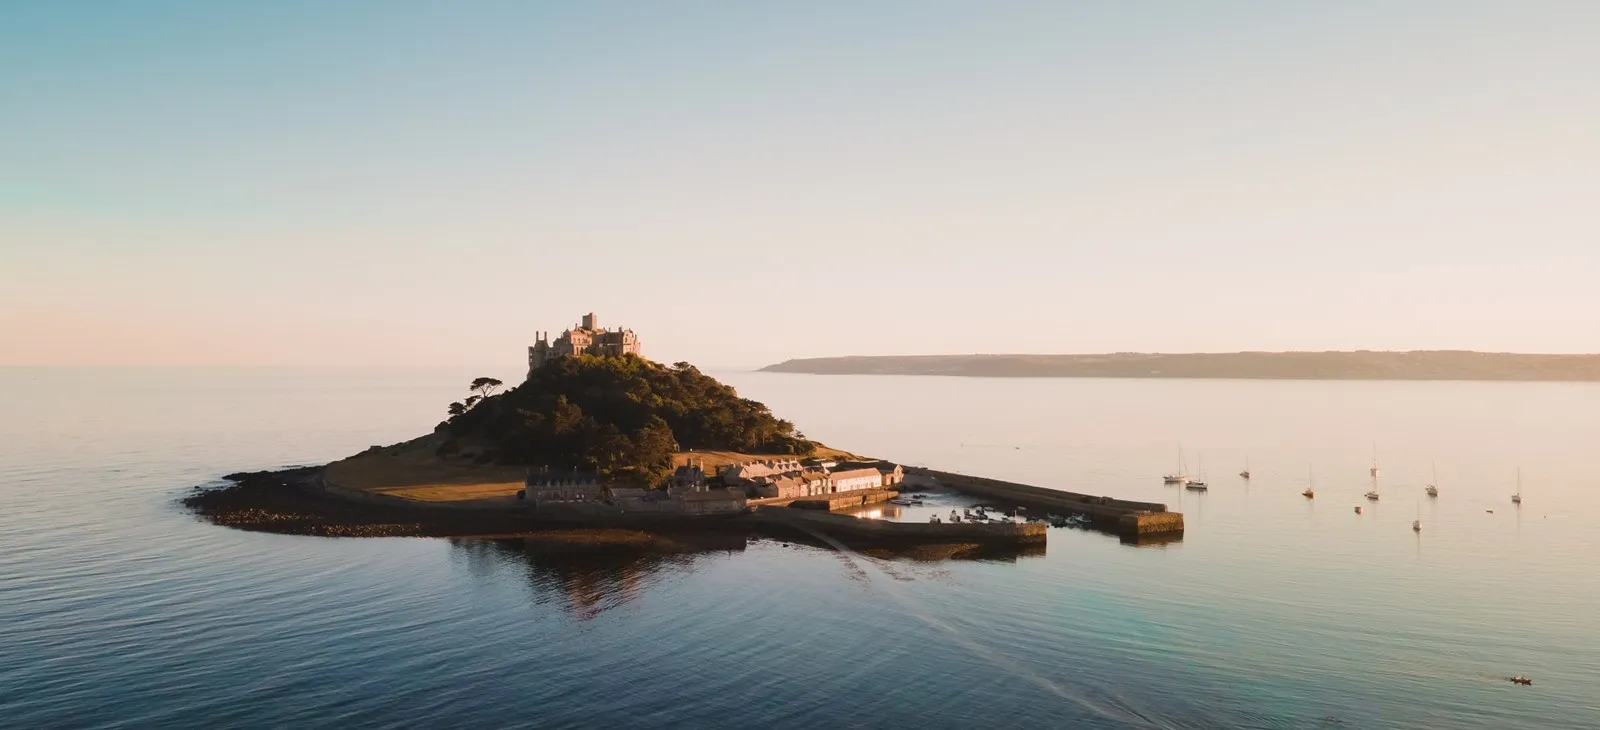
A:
[581,312,598,331]
[528,332,551,377]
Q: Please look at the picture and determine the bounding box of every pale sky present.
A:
[4,1,1598,367]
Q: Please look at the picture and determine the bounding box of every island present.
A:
[759,351,1600,381]
[186,313,1183,551]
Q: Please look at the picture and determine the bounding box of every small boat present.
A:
[890,498,914,506]
[1303,464,1316,498]
[1370,444,1380,478]
[1425,485,1438,498]
[1512,467,1524,504]
[1426,461,1439,497]
[1163,446,1190,485]
[1510,675,1533,686]
[1239,456,1251,480]
[1413,504,1421,532]
[1185,454,1209,489]
[1365,490,1380,501]
[1354,506,1363,515]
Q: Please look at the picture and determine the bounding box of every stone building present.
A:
[833,460,905,487]
[720,459,803,486]
[528,312,642,376]
[670,463,707,490]
[753,475,808,500]
[524,468,605,506]
[827,467,886,493]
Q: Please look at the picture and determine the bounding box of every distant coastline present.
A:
[758,351,1600,381]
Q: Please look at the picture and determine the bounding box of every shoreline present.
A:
[184,458,1181,548]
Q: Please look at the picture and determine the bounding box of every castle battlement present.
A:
[528,312,641,377]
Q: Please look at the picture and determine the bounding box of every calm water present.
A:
[3,367,1597,729]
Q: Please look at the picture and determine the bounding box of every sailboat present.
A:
[1185,454,1209,491]
[1512,467,1523,504]
[1413,503,1421,532]
[1302,465,1315,499]
[1239,456,1251,480]
[1363,448,1380,501]
[1163,447,1189,485]
[1426,461,1439,498]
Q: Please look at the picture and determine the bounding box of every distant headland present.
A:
[759,351,1600,381]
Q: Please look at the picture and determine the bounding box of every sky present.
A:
[3,1,1599,368]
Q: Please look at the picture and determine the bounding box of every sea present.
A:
[2,367,1597,729]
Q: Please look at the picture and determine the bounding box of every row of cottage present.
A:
[521,457,904,516]
[710,457,904,500]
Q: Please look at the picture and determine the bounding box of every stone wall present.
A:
[788,489,898,511]
[906,467,1183,538]
[755,506,1046,545]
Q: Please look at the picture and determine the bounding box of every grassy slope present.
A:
[325,434,862,505]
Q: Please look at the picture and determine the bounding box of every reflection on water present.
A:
[450,532,748,620]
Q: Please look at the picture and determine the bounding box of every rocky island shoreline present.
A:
[183,313,1180,550]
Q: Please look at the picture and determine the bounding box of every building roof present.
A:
[835,460,898,472]
[828,467,882,481]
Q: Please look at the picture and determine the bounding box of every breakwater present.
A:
[905,467,1184,539]
[753,505,1047,545]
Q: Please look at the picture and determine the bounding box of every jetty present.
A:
[753,504,1046,545]
[904,467,1185,541]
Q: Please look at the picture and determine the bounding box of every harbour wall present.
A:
[905,467,1184,538]
[786,489,899,511]
[753,506,1047,545]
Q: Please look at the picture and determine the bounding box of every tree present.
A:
[447,401,467,417]
[470,377,503,401]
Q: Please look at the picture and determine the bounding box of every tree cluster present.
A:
[442,356,815,487]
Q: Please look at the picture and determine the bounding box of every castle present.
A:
[528,312,641,376]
